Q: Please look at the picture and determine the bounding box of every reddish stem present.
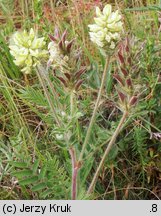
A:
[69,147,80,200]
[72,166,79,200]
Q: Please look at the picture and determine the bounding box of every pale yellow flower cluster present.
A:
[9,28,48,74]
[48,42,60,63]
[88,4,123,53]
[48,41,69,71]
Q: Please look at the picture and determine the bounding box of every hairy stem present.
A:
[24,73,29,86]
[79,56,111,162]
[72,166,78,200]
[69,147,79,200]
[42,68,61,111]
[70,90,75,116]
[69,91,80,200]
[87,110,128,194]
[36,66,61,126]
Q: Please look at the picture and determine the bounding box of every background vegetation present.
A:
[0,0,161,199]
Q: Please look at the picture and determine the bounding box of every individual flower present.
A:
[55,133,64,141]
[88,4,123,55]
[9,28,48,74]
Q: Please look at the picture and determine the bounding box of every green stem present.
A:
[70,90,75,117]
[69,90,79,199]
[24,73,29,86]
[36,67,61,127]
[69,147,78,200]
[87,110,128,194]
[79,56,111,162]
[43,69,61,111]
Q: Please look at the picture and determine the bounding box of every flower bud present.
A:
[57,76,67,87]
[126,78,133,88]
[118,91,126,103]
[75,80,83,91]
[121,67,128,76]
[113,74,124,86]
[118,51,125,64]
[66,39,75,53]
[129,96,137,106]
[48,34,57,42]
[75,68,86,80]
[64,73,71,80]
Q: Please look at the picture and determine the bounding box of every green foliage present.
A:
[0,187,20,200]
[132,127,148,166]
[10,155,70,199]
[0,140,13,182]
[0,34,20,79]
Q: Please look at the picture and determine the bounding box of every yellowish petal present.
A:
[95,6,102,17]
[94,17,105,26]
[103,4,112,17]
